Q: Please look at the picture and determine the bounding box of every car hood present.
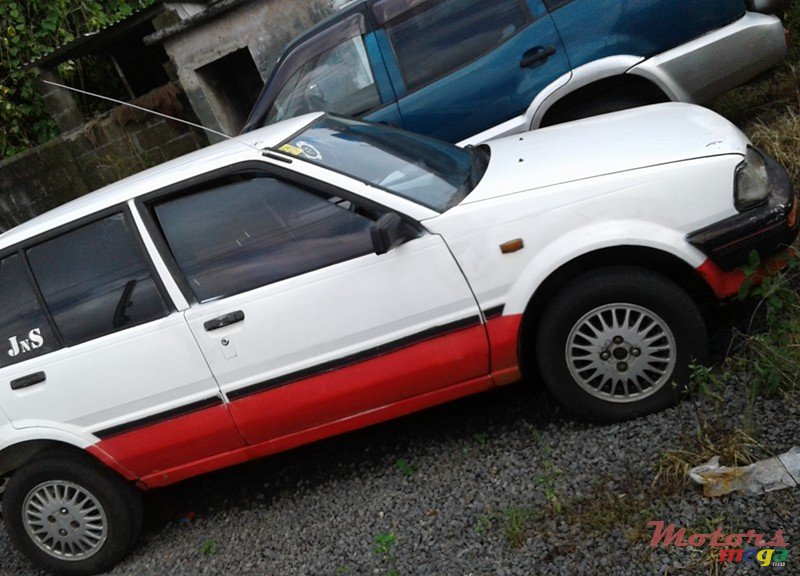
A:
[461,103,749,205]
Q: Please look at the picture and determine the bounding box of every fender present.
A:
[501,220,707,316]
[629,12,787,105]
[459,55,656,145]
[528,55,648,130]
[0,422,137,481]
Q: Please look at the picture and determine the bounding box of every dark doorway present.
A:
[196,48,265,135]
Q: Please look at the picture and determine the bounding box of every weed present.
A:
[373,532,399,575]
[199,538,217,555]
[475,513,493,534]
[335,566,349,575]
[536,442,563,514]
[395,458,416,478]
[473,433,488,445]
[499,506,534,549]
[654,423,765,495]
[538,459,563,515]
[565,489,651,543]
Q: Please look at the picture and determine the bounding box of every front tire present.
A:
[535,267,707,422]
[3,451,142,576]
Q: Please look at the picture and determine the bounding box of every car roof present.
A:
[0,113,321,250]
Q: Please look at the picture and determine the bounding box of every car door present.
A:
[0,209,246,478]
[374,0,570,142]
[144,169,490,446]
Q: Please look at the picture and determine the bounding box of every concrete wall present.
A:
[160,0,334,139]
[0,85,208,232]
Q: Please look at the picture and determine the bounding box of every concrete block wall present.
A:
[0,86,208,232]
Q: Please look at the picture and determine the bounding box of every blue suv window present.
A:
[386,0,529,91]
[267,36,380,124]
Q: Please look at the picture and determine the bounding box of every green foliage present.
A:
[499,506,533,549]
[0,1,155,158]
[394,458,416,478]
[199,538,217,555]
[373,532,396,556]
[373,532,399,576]
[736,249,800,393]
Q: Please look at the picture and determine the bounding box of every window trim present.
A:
[249,13,373,128]
[382,0,535,95]
[0,204,177,353]
[266,33,384,125]
[542,0,576,12]
[135,160,422,307]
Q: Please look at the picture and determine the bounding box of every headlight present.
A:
[735,147,770,211]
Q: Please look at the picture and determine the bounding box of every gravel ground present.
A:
[1,366,798,576]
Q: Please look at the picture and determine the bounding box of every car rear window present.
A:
[385,0,529,90]
[0,253,60,367]
[26,213,170,346]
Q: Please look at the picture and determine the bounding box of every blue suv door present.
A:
[376,0,570,143]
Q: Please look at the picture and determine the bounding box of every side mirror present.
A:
[305,82,326,110]
[370,213,408,255]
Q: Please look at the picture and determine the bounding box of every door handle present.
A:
[204,310,245,332]
[10,371,46,391]
[520,46,556,68]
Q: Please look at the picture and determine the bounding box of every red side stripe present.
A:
[228,324,489,445]
[137,375,494,488]
[91,316,523,488]
[94,404,246,479]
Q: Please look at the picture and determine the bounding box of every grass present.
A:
[198,538,217,556]
[373,532,399,576]
[712,3,800,187]
[567,490,650,540]
[395,458,417,478]
[651,2,800,498]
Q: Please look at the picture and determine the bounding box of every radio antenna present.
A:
[42,80,242,144]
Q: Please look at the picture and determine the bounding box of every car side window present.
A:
[0,254,60,367]
[153,176,376,303]
[267,36,381,124]
[26,213,170,346]
[385,0,529,91]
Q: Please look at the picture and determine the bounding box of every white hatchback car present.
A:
[0,103,797,574]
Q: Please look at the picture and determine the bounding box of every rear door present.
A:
[375,0,570,142]
[143,168,490,446]
[0,210,245,478]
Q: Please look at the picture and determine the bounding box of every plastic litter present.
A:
[177,511,196,524]
[689,446,800,497]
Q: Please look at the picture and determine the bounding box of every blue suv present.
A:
[242,0,789,144]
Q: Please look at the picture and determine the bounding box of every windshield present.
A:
[276,116,489,212]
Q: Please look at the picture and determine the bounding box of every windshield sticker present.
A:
[296,141,322,160]
[7,328,44,358]
[278,143,304,156]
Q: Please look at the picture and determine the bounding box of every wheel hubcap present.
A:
[566,303,677,403]
[22,480,107,561]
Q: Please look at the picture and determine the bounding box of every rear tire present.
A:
[535,267,707,422]
[3,451,142,576]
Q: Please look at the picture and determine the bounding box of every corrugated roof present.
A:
[19,2,167,71]
[144,0,252,45]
